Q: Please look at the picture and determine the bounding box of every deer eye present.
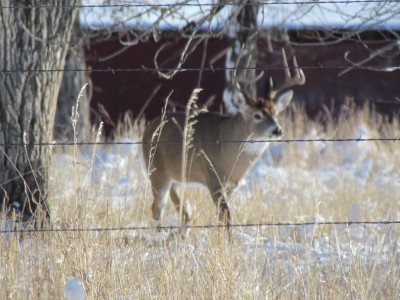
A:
[253,112,263,121]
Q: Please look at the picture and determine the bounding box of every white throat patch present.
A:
[243,132,273,155]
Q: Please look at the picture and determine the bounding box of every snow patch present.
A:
[65,277,86,300]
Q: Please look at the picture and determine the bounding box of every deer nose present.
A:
[272,127,283,137]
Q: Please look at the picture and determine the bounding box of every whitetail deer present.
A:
[142,49,305,235]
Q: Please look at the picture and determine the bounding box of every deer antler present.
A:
[232,68,264,106]
[269,48,306,99]
[231,45,264,107]
[232,74,263,107]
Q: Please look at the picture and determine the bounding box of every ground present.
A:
[1,106,399,299]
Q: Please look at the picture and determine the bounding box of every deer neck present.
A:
[220,113,269,158]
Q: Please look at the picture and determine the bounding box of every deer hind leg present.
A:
[169,183,191,226]
[149,174,172,229]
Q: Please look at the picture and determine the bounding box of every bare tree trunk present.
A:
[55,14,91,142]
[223,0,259,114]
[0,0,79,223]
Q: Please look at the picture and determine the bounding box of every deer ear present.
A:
[275,90,293,113]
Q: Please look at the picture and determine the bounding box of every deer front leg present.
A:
[207,179,234,240]
[169,183,191,226]
[149,173,172,230]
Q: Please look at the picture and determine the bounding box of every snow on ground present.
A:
[65,277,86,300]
[51,122,400,224]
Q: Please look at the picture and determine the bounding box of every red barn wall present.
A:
[85,31,400,132]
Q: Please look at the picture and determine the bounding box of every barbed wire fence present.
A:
[1,0,400,235]
[2,221,400,236]
[0,137,400,148]
[1,63,400,73]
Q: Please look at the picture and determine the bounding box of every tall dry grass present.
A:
[1,102,399,299]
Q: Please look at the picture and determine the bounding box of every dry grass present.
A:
[1,104,400,299]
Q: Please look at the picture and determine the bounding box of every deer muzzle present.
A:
[272,126,283,137]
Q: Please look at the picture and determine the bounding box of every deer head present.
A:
[231,48,305,141]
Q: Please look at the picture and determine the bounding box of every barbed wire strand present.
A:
[1,220,400,235]
[2,65,400,74]
[0,1,395,10]
[0,137,399,148]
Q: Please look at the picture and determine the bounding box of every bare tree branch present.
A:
[339,39,400,76]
